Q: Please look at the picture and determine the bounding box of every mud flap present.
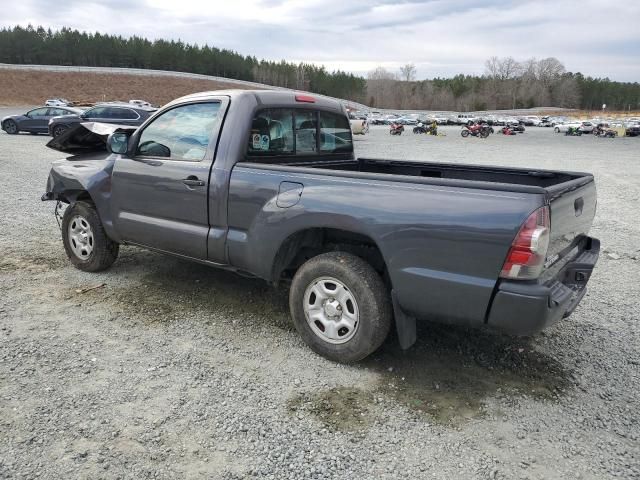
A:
[391,290,416,350]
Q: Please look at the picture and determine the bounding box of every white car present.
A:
[554,121,595,134]
[456,113,476,125]
[578,121,596,133]
[350,118,369,135]
[554,121,581,133]
[45,98,71,107]
[129,99,153,108]
[525,116,542,126]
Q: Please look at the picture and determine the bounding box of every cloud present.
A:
[2,0,639,81]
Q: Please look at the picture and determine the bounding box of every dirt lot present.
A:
[0,69,260,106]
[0,115,638,479]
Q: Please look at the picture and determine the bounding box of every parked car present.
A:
[45,98,72,107]
[522,116,542,126]
[433,114,450,125]
[349,118,369,135]
[1,106,83,135]
[42,90,599,363]
[455,113,476,125]
[578,121,595,134]
[394,116,418,126]
[539,116,553,127]
[554,121,582,133]
[48,103,157,138]
[625,121,640,137]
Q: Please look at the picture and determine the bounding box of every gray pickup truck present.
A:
[42,90,600,362]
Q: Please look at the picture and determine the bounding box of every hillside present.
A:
[0,67,264,106]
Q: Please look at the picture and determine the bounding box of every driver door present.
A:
[22,107,50,132]
[111,99,228,260]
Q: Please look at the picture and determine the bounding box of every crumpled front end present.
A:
[46,121,137,154]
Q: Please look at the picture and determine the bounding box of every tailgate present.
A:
[545,176,597,265]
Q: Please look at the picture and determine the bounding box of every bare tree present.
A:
[367,66,396,81]
[536,57,566,85]
[484,56,521,80]
[367,67,398,108]
[399,63,417,82]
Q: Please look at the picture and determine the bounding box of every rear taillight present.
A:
[500,206,550,280]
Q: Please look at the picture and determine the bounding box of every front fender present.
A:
[42,153,120,241]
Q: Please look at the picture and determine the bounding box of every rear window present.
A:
[319,111,352,153]
[247,108,352,158]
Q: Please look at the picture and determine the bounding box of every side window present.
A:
[110,108,139,120]
[136,102,221,161]
[28,108,49,117]
[85,107,107,119]
[248,109,294,156]
[319,111,353,153]
[47,108,68,116]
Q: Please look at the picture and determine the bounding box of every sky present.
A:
[2,0,640,81]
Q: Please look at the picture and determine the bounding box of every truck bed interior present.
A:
[282,157,587,189]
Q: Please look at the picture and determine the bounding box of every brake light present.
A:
[295,94,316,103]
[500,206,550,280]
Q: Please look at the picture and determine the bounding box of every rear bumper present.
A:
[486,237,600,335]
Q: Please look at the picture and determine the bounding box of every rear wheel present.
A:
[3,120,18,134]
[62,201,119,272]
[52,125,68,138]
[554,127,560,133]
[289,252,392,363]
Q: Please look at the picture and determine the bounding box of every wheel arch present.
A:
[271,227,389,286]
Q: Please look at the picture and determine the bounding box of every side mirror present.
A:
[107,132,129,155]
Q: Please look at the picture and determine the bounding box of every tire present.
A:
[461,130,469,138]
[289,252,392,363]
[3,119,18,134]
[52,125,68,138]
[61,201,119,272]
[554,127,560,133]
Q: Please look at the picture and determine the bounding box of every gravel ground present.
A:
[1,111,638,480]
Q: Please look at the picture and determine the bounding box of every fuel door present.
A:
[277,181,304,208]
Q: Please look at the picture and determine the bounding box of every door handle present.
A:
[182,176,205,187]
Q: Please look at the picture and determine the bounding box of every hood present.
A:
[2,114,26,122]
[46,122,137,154]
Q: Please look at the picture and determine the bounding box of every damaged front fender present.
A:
[42,122,131,242]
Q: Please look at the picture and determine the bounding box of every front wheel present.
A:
[554,127,560,133]
[62,201,119,272]
[461,130,469,137]
[289,252,392,363]
[3,120,18,134]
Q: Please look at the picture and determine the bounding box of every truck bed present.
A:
[283,157,591,192]
[263,156,597,264]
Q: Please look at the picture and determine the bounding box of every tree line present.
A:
[368,58,640,112]
[1,25,639,112]
[0,25,366,103]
